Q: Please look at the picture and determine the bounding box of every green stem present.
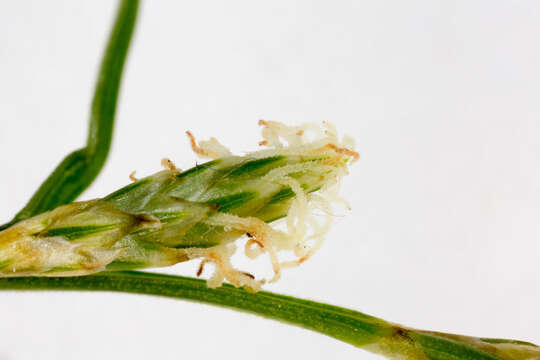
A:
[0,271,537,360]
[0,0,139,231]
[0,271,393,347]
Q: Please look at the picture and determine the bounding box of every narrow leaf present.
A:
[0,272,537,360]
[0,0,139,230]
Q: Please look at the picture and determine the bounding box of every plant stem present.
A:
[0,0,139,231]
[0,271,537,360]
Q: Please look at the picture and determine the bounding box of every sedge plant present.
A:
[1,1,538,359]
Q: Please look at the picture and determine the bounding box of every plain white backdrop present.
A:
[1,1,540,359]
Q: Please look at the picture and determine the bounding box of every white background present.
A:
[1,1,540,359]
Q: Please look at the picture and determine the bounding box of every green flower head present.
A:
[0,121,357,291]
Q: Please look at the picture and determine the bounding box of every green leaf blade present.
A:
[0,0,139,230]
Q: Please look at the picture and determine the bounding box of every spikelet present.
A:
[0,121,357,291]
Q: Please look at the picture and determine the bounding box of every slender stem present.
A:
[0,272,537,360]
[0,0,139,231]
[0,271,394,347]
